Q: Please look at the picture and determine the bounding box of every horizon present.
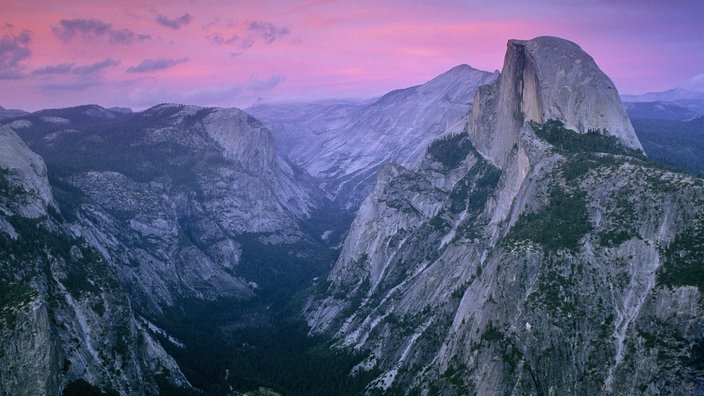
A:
[2,0,704,112]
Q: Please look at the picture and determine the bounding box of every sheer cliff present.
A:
[1,126,187,396]
[306,37,704,395]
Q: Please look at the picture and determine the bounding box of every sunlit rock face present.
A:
[307,37,704,395]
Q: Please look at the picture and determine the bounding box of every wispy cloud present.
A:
[246,73,285,91]
[52,18,150,45]
[32,58,120,76]
[127,57,189,73]
[73,58,120,74]
[211,32,239,45]
[0,30,31,79]
[156,13,193,30]
[248,21,290,44]
[210,20,290,54]
[32,63,74,75]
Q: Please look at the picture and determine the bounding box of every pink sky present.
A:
[1,0,703,111]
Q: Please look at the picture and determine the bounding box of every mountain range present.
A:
[1,36,703,395]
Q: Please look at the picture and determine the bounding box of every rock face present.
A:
[250,65,498,207]
[306,37,704,394]
[0,126,53,218]
[470,36,642,171]
[5,104,323,313]
[0,126,187,396]
[1,104,329,394]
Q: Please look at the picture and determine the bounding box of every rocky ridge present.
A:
[250,65,498,208]
[306,37,704,394]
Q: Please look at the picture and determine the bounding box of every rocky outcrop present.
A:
[0,126,53,218]
[0,126,188,395]
[470,36,642,170]
[306,37,704,395]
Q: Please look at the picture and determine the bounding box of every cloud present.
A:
[0,30,31,79]
[32,58,119,76]
[246,73,285,91]
[156,13,193,30]
[211,32,239,45]
[248,21,290,44]
[52,18,150,45]
[211,20,290,53]
[127,57,189,73]
[33,63,74,75]
[108,29,150,45]
[73,58,120,74]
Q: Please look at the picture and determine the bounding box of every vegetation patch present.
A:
[449,159,501,215]
[657,224,704,292]
[529,119,645,158]
[62,379,119,396]
[157,298,379,396]
[427,133,473,168]
[507,186,592,252]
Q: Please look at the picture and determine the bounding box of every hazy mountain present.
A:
[631,116,704,176]
[249,64,498,208]
[625,101,699,121]
[0,106,28,120]
[622,88,704,115]
[2,104,328,313]
[622,102,704,175]
[307,36,704,394]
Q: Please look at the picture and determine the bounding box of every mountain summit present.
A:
[471,36,642,169]
[307,36,704,394]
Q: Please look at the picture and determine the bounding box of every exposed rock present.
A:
[0,126,53,218]
[470,36,642,171]
[0,131,188,395]
[307,37,704,395]
[250,64,498,208]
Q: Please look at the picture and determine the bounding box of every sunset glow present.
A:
[1,0,703,111]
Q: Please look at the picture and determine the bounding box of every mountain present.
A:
[622,88,704,115]
[0,125,188,395]
[625,101,700,121]
[631,115,704,176]
[0,106,28,120]
[2,103,329,312]
[1,103,348,394]
[623,101,704,176]
[249,64,498,208]
[306,36,704,394]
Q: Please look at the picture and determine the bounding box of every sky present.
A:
[1,0,704,112]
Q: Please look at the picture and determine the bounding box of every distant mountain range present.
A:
[0,106,28,120]
[622,88,704,115]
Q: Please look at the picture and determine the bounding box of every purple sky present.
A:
[1,0,703,111]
